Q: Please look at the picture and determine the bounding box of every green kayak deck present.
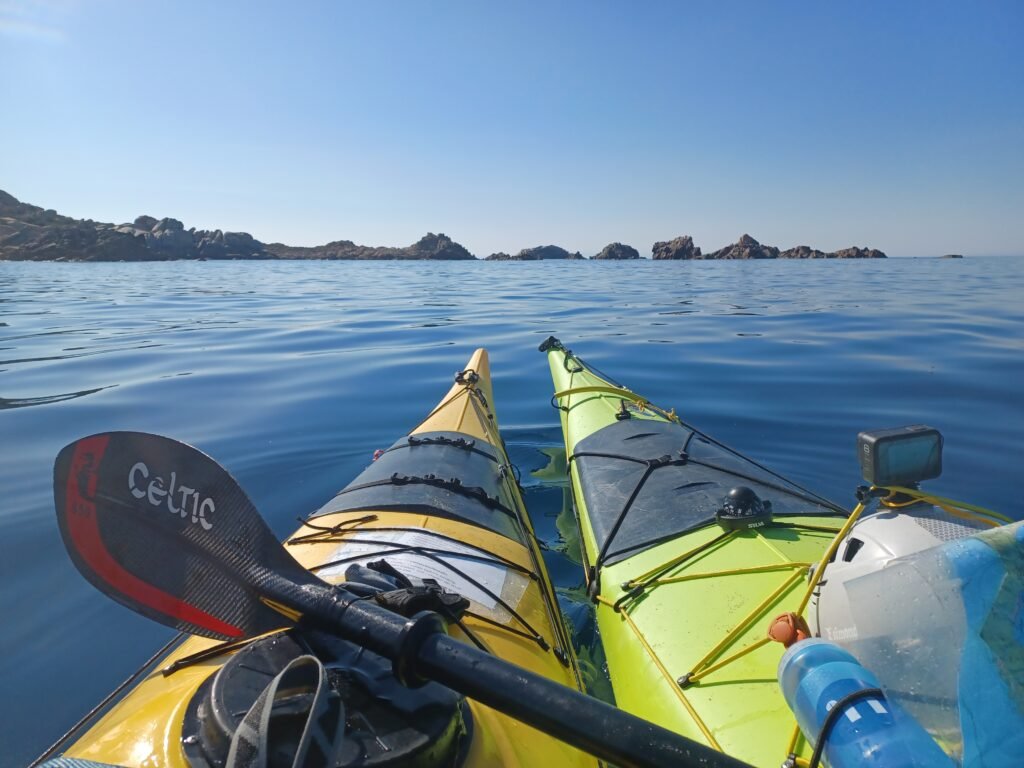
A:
[543,339,848,767]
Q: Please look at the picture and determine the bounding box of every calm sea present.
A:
[2,257,1022,764]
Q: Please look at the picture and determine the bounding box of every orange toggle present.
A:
[768,612,811,648]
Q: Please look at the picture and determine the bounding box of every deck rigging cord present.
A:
[309,367,577,668]
[595,486,1005,764]
[543,337,846,516]
[293,522,553,652]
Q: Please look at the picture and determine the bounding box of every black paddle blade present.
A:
[54,432,323,640]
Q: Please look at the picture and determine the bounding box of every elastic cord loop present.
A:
[808,687,885,768]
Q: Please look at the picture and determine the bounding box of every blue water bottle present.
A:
[778,639,953,768]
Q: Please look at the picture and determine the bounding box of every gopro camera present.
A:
[857,425,942,487]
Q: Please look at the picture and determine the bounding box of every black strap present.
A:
[547,340,846,515]
[570,449,660,467]
[379,434,499,463]
[568,444,845,568]
[293,522,535,578]
[576,453,689,594]
[333,473,516,517]
[226,655,347,768]
[809,687,886,768]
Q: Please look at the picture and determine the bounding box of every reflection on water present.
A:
[0,386,114,410]
[0,257,1022,764]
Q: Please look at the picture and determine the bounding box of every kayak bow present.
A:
[541,336,851,767]
[43,350,616,768]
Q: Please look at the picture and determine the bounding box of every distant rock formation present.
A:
[264,233,474,260]
[410,233,475,260]
[521,245,584,260]
[779,245,829,259]
[652,236,702,260]
[2,188,893,263]
[830,246,886,259]
[706,234,781,260]
[108,214,269,260]
[593,242,639,260]
[0,189,476,261]
[941,254,964,259]
[486,245,584,260]
[1,190,153,261]
[702,235,887,259]
[777,244,886,259]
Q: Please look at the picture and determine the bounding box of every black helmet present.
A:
[716,486,773,530]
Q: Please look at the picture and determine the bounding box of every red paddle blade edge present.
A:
[53,432,319,640]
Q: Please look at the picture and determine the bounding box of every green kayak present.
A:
[541,337,850,767]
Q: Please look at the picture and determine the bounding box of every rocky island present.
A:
[654,234,886,260]
[265,232,474,260]
[485,245,584,260]
[0,190,473,262]
[592,242,640,260]
[653,236,702,260]
[1,189,890,262]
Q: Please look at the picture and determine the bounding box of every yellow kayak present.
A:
[47,349,597,768]
[541,337,847,767]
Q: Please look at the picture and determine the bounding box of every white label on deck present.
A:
[318,529,514,611]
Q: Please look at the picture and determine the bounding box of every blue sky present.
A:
[1,1,1021,257]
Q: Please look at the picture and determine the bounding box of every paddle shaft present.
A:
[418,633,748,768]
[295,580,749,768]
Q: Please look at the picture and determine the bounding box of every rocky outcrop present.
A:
[195,230,266,259]
[652,236,701,260]
[408,233,474,260]
[1,191,153,261]
[702,236,887,260]
[593,242,639,260]
[512,245,584,260]
[111,215,270,260]
[779,245,829,259]
[484,245,585,260]
[264,240,361,259]
[829,246,886,259]
[706,234,781,260]
[2,188,894,263]
[0,189,476,261]
[148,218,193,255]
[0,190,272,261]
[264,232,474,260]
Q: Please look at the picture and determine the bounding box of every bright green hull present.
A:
[544,341,847,767]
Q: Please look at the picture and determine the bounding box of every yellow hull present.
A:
[61,349,595,768]
[543,340,846,767]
